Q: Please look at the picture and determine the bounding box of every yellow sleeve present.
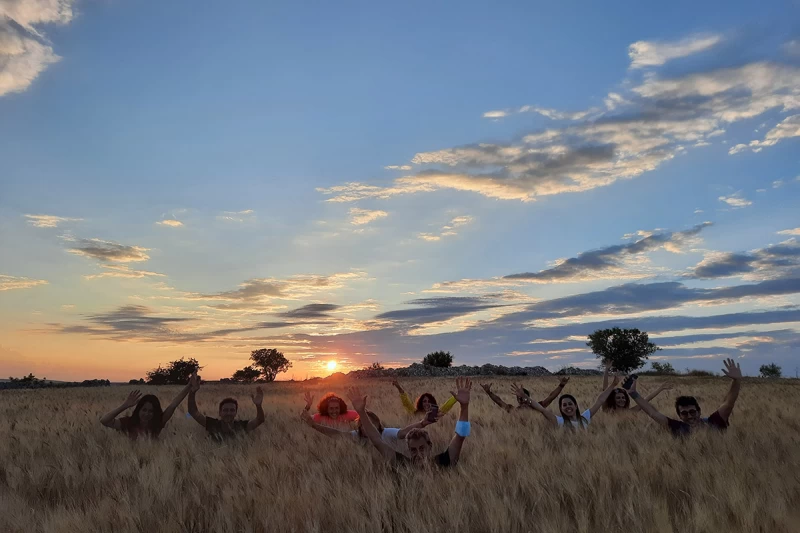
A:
[399,392,416,414]
[439,395,457,415]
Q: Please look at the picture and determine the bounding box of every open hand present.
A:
[189,371,200,392]
[122,390,142,409]
[626,377,638,394]
[559,376,570,387]
[303,391,314,411]
[346,387,367,412]
[722,358,742,380]
[251,386,263,406]
[450,377,472,405]
[510,383,529,401]
[480,383,493,394]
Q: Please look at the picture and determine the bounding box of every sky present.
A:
[1,0,799,381]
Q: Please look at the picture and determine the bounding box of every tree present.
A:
[365,362,384,371]
[249,348,292,382]
[759,363,782,378]
[146,358,201,385]
[231,365,262,383]
[587,328,659,373]
[650,362,676,375]
[422,351,453,368]
[128,378,145,385]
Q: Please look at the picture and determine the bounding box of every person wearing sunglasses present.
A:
[627,358,742,436]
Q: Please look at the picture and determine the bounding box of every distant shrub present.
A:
[423,351,453,368]
[759,363,782,379]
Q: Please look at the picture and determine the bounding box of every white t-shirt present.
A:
[556,409,592,429]
[350,427,404,450]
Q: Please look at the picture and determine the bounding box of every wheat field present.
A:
[1,376,799,533]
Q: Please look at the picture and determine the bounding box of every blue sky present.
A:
[1,0,799,380]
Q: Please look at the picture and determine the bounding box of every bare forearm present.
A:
[603,367,609,390]
[188,392,199,414]
[256,404,265,423]
[540,383,564,408]
[487,391,511,410]
[458,402,469,422]
[397,421,423,440]
[100,404,128,426]
[629,391,668,426]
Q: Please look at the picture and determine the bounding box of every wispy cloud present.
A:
[418,215,473,242]
[156,219,183,228]
[505,222,711,283]
[23,214,82,228]
[0,0,76,97]
[729,115,800,154]
[628,33,722,69]
[84,265,166,280]
[384,165,412,171]
[66,238,150,263]
[483,106,596,121]
[778,228,800,236]
[718,194,752,208]
[687,240,800,280]
[348,207,388,226]
[0,274,48,291]
[217,210,255,223]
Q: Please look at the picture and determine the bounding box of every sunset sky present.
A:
[1,1,799,381]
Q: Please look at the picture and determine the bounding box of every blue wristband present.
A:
[455,421,471,437]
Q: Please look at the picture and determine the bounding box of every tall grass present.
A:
[1,376,798,533]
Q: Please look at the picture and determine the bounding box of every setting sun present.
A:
[326,360,337,372]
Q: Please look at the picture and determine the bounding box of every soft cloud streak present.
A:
[628,34,722,69]
[0,273,48,291]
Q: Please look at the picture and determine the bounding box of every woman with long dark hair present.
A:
[513,375,620,430]
[601,366,673,413]
[100,384,191,440]
[391,380,456,416]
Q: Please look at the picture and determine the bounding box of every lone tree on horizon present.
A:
[146,358,201,385]
[232,348,292,382]
[423,350,453,368]
[759,363,782,378]
[587,328,659,373]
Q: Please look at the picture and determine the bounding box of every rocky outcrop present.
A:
[345,363,601,379]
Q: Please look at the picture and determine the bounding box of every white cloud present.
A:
[157,219,184,227]
[217,209,255,222]
[0,0,76,97]
[417,233,441,242]
[694,209,704,214]
[66,238,151,263]
[777,228,800,236]
[348,207,388,226]
[483,106,595,121]
[23,214,81,228]
[772,180,784,189]
[0,273,48,291]
[482,110,508,119]
[729,115,800,155]
[628,34,722,69]
[418,215,474,242]
[384,165,412,171]
[84,265,166,280]
[718,194,752,208]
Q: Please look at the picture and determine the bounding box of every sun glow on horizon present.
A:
[326,360,337,372]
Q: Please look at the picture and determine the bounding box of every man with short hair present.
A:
[628,358,742,436]
[187,372,265,441]
[347,377,472,468]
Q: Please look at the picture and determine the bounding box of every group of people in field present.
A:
[100,358,744,468]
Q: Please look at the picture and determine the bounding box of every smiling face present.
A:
[560,397,577,418]
[327,399,341,418]
[219,402,238,423]
[675,396,702,426]
[406,436,432,464]
[614,391,629,408]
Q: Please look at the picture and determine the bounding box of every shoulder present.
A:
[582,409,592,420]
[666,417,690,435]
[204,416,220,429]
[344,410,360,421]
[311,413,323,422]
[555,416,564,426]
[382,428,401,439]
[237,420,250,430]
[706,410,730,430]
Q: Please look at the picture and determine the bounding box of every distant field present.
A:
[1,376,799,533]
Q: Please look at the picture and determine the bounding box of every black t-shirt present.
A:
[394,450,452,468]
[204,417,249,442]
[667,410,728,437]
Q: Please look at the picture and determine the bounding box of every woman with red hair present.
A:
[304,391,359,427]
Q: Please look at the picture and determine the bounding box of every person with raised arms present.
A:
[348,377,473,468]
[601,366,673,413]
[300,408,441,451]
[480,377,569,412]
[187,372,265,442]
[390,379,456,417]
[627,358,742,436]
[100,383,191,440]
[513,375,620,429]
[303,391,360,427]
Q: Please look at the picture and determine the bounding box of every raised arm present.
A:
[512,383,557,426]
[100,390,141,429]
[438,395,458,415]
[397,414,440,439]
[481,383,513,412]
[392,380,416,415]
[247,386,265,431]
[717,358,742,421]
[161,383,191,426]
[187,372,206,428]
[300,409,349,438]
[627,379,670,427]
[629,381,673,411]
[539,377,569,408]
[603,365,610,390]
[589,375,620,417]
[446,377,472,466]
[347,387,395,461]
